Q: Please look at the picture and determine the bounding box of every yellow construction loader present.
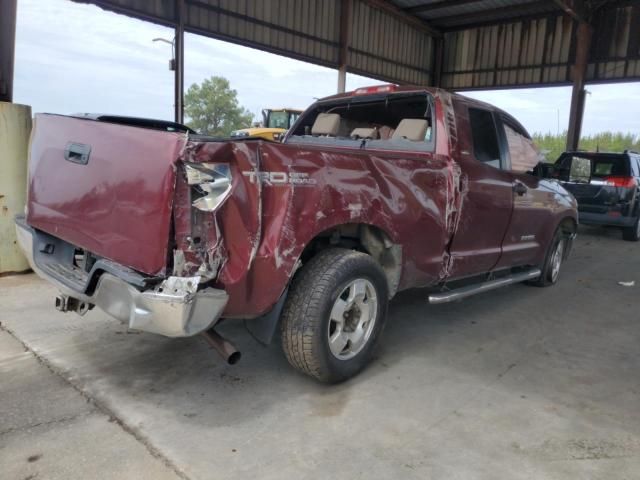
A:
[231,108,303,141]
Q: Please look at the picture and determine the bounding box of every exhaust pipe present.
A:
[55,295,91,316]
[202,328,241,365]
[55,295,69,312]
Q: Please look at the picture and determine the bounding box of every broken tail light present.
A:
[603,176,637,188]
[184,162,232,212]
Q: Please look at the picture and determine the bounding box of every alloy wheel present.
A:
[327,278,378,360]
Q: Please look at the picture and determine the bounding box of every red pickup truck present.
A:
[16,86,577,382]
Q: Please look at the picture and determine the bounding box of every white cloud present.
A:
[463,83,640,136]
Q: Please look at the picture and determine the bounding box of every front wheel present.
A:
[622,216,640,242]
[528,228,566,287]
[280,248,389,383]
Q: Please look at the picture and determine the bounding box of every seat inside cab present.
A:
[297,92,434,148]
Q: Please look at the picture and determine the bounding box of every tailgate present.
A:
[558,153,634,213]
[26,114,187,276]
[561,182,608,211]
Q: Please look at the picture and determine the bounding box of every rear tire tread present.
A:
[622,217,640,242]
[280,248,387,382]
[528,227,566,288]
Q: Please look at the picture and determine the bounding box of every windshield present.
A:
[267,111,290,129]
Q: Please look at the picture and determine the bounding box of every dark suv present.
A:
[555,150,640,241]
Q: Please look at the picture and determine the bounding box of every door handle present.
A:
[64,142,91,165]
[513,182,527,196]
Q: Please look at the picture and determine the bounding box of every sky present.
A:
[13,0,640,136]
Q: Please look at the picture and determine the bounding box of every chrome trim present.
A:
[428,269,542,305]
[15,221,228,337]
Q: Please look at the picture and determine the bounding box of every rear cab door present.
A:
[445,102,514,278]
[354,91,453,286]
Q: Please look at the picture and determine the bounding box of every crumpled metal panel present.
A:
[180,91,460,317]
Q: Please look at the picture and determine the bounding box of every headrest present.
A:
[391,119,429,141]
[350,128,379,139]
[311,113,341,136]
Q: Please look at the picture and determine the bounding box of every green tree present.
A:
[533,131,640,163]
[184,76,254,136]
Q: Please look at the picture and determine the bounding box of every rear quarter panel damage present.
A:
[181,131,461,318]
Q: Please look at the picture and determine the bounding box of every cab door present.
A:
[446,105,513,279]
[493,116,556,269]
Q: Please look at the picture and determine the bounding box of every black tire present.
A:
[622,216,640,242]
[528,228,566,287]
[280,248,389,383]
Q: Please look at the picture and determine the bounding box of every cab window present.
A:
[468,108,501,168]
[288,92,435,153]
[503,123,540,173]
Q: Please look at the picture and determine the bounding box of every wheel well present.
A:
[558,217,577,259]
[299,224,402,297]
[559,217,577,236]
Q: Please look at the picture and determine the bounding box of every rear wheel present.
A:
[280,248,389,383]
[528,228,566,287]
[622,216,640,242]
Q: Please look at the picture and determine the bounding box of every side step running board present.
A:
[428,268,542,305]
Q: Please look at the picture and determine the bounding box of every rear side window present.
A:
[561,154,630,182]
[631,156,640,176]
[593,162,615,176]
[569,157,591,183]
[592,157,630,177]
[469,108,501,168]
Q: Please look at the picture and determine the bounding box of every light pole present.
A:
[153,37,175,71]
[153,35,184,124]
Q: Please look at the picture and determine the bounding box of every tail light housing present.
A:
[184,162,232,212]
[603,176,637,188]
[353,84,397,95]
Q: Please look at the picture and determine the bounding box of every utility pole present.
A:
[337,0,353,93]
[0,0,17,102]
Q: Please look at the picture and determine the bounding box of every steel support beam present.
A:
[566,21,592,151]
[337,0,353,93]
[405,0,483,15]
[174,0,185,124]
[552,0,587,23]
[0,0,17,103]
[431,1,549,28]
[432,37,444,87]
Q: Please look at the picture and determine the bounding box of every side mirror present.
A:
[532,162,557,178]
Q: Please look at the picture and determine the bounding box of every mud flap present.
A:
[244,287,288,345]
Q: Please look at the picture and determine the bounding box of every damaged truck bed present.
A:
[17,86,578,382]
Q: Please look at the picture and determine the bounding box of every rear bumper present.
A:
[578,211,637,227]
[15,218,228,337]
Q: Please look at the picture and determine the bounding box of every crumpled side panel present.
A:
[175,141,261,287]
[178,95,463,317]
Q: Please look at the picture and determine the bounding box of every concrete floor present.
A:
[1,225,639,480]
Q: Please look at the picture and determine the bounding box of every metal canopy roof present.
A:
[74,0,639,90]
[400,0,561,29]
